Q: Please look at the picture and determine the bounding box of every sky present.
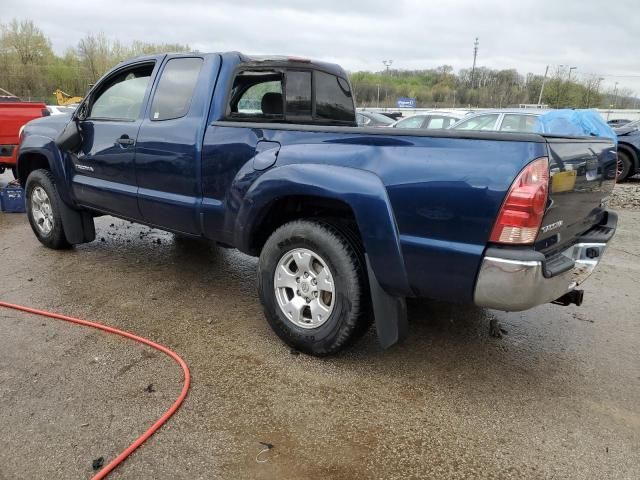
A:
[5,0,640,94]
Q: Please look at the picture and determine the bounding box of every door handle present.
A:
[116,136,135,146]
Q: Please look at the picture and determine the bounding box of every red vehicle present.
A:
[0,89,48,176]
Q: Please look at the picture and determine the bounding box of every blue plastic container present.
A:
[0,183,26,213]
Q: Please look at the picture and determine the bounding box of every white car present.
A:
[390,111,467,129]
[46,105,77,115]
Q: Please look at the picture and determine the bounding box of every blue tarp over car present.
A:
[536,109,617,144]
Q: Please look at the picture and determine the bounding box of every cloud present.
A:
[4,0,639,92]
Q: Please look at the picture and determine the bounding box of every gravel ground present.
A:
[0,170,639,479]
[609,176,640,210]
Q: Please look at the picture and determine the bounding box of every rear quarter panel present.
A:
[204,124,547,302]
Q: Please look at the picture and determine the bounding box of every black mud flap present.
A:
[366,254,408,349]
[58,200,95,244]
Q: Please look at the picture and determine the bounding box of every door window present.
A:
[500,114,539,132]
[150,58,203,121]
[90,64,154,121]
[452,114,500,131]
[395,115,427,128]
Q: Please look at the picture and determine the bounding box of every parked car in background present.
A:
[607,119,632,128]
[356,110,395,127]
[390,111,466,129]
[450,109,545,133]
[0,99,49,177]
[378,111,403,120]
[615,119,640,180]
[451,109,630,181]
[47,105,76,116]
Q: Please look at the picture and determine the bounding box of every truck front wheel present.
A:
[258,220,371,356]
[25,169,70,249]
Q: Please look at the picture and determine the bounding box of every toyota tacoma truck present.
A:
[15,52,618,355]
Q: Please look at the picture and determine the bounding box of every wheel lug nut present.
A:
[296,277,300,283]
[304,272,309,278]
[311,279,317,285]
[296,290,301,296]
[314,291,318,297]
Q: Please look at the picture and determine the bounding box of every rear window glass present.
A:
[286,71,311,117]
[150,57,203,121]
[315,71,355,123]
[230,71,284,118]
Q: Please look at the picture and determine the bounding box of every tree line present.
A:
[1,19,637,109]
[351,66,637,110]
[0,19,189,103]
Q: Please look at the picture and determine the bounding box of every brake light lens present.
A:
[490,157,549,244]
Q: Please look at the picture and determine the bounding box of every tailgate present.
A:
[535,136,616,255]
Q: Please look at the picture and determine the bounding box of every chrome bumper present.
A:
[474,242,608,311]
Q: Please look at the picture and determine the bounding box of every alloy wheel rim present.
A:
[30,186,54,235]
[273,248,335,329]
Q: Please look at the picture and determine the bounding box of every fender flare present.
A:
[17,138,95,244]
[236,163,412,298]
[16,136,72,204]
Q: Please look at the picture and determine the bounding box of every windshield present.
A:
[364,112,394,125]
[621,119,640,129]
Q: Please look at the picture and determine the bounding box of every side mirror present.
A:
[55,118,83,153]
[75,100,89,122]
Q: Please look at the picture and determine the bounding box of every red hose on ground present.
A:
[0,300,191,480]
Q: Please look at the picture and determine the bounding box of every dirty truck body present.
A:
[16,52,618,355]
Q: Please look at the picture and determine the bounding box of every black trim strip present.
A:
[210,120,551,142]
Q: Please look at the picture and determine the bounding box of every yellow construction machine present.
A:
[54,89,83,106]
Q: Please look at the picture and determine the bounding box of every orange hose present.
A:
[0,300,191,480]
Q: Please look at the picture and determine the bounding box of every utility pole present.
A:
[565,66,576,107]
[470,37,479,88]
[612,81,619,108]
[382,60,393,110]
[537,65,549,106]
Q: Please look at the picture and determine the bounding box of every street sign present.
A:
[397,97,416,108]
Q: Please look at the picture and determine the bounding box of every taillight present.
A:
[490,157,549,245]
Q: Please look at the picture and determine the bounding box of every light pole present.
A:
[613,81,619,108]
[564,66,576,107]
[382,60,393,110]
[538,65,549,106]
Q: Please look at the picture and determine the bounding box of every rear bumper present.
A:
[474,211,617,311]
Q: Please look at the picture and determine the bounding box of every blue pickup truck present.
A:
[16,52,618,355]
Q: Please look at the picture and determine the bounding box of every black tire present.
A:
[25,169,71,249]
[617,150,633,182]
[258,219,372,356]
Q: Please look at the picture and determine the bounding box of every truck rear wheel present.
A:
[25,169,70,249]
[258,220,371,356]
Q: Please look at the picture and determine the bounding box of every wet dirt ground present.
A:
[1,174,639,479]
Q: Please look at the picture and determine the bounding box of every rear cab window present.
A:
[227,66,355,126]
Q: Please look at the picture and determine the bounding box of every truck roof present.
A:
[115,51,348,78]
